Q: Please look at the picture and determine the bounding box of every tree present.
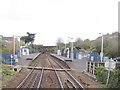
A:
[20,36,28,45]
[56,38,64,49]
[20,32,36,45]
[105,38,118,58]
[92,32,119,58]
[93,38,101,54]
[26,32,36,44]
[83,39,91,50]
[74,38,84,48]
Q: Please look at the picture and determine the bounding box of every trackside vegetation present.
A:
[3,69,15,76]
[96,66,120,88]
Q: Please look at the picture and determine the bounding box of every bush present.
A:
[96,66,107,84]
[108,70,120,88]
[96,66,120,88]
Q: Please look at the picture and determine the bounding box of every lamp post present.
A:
[13,35,15,59]
[68,37,74,61]
[14,36,21,57]
[99,33,104,62]
[11,35,15,65]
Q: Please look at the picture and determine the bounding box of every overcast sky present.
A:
[0,0,119,46]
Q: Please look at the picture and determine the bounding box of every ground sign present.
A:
[105,59,116,85]
[105,59,116,70]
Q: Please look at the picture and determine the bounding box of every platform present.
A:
[17,53,40,66]
[50,54,71,69]
[50,53,72,62]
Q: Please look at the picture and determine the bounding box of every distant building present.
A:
[3,36,20,43]
[1,36,22,65]
[2,36,21,54]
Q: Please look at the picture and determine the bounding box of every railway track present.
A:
[49,55,85,90]
[16,64,44,89]
[15,53,85,89]
[40,54,62,88]
[48,58,64,90]
[15,55,45,89]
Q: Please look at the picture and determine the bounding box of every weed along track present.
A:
[14,53,85,89]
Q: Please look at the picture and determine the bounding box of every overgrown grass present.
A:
[2,70,15,75]
[2,64,17,82]
[0,70,2,74]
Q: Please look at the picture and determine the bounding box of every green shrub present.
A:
[108,70,120,88]
[96,66,120,88]
[96,66,107,84]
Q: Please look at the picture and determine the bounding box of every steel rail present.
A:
[17,68,34,88]
[15,54,44,89]
[37,57,47,89]
[66,78,77,89]
[30,72,40,88]
[23,72,36,88]
[16,63,38,89]
[37,67,44,89]
[52,58,85,90]
[48,58,64,90]
[16,68,34,88]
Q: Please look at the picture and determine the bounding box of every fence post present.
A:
[86,61,88,72]
[98,62,99,67]
[93,62,95,75]
[89,62,91,73]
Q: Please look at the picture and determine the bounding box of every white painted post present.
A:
[89,62,91,73]
[98,63,99,67]
[106,58,111,85]
[93,62,95,75]
[86,61,88,72]
[106,69,110,85]
[10,54,13,66]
